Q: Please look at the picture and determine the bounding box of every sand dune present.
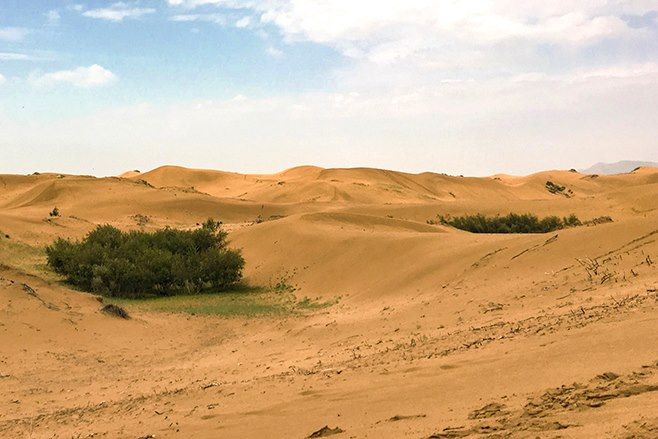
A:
[1,165,657,438]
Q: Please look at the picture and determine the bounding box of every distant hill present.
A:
[580,160,658,175]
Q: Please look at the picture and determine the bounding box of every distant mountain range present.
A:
[580,160,658,175]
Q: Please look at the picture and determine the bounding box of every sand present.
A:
[0,165,657,438]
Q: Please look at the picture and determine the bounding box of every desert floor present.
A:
[1,165,657,438]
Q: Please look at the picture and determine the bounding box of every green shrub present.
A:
[46,220,244,298]
[434,212,581,234]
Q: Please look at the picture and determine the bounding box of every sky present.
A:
[0,1,657,176]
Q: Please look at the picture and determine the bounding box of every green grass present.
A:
[0,236,52,278]
[296,296,336,311]
[108,287,336,318]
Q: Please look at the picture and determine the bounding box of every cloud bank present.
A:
[29,65,117,88]
[82,3,156,21]
[3,62,656,175]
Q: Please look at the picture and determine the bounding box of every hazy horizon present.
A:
[1,1,657,176]
[2,159,658,180]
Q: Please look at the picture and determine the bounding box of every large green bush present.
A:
[46,220,244,298]
[433,212,581,234]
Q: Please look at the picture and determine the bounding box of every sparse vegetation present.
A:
[108,286,335,317]
[131,213,150,227]
[135,179,154,188]
[270,272,297,293]
[296,296,335,311]
[583,216,613,226]
[49,207,60,217]
[100,303,130,319]
[545,181,573,197]
[46,219,244,298]
[430,212,582,234]
[0,237,50,278]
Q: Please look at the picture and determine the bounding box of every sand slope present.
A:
[1,165,657,438]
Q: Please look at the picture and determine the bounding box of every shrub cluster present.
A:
[545,181,573,198]
[46,220,244,298]
[434,212,581,234]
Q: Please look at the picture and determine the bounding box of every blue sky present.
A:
[0,1,343,119]
[1,1,657,176]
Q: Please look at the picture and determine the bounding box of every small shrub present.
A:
[46,219,244,298]
[545,181,564,193]
[545,181,573,197]
[101,304,130,319]
[49,207,60,217]
[583,216,613,226]
[135,179,154,188]
[562,213,583,227]
[132,213,150,227]
[434,212,582,234]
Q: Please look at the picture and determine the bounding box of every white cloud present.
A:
[166,0,227,6]
[30,65,117,88]
[0,73,5,85]
[46,10,61,25]
[0,52,32,61]
[266,46,283,58]
[83,3,156,21]
[170,13,227,24]
[162,0,658,92]
[252,2,642,61]
[169,11,255,26]
[235,16,251,28]
[572,62,658,81]
[508,63,658,84]
[166,1,653,46]
[0,27,29,42]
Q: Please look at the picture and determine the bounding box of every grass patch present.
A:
[107,286,336,318]
[0,236,52,278]
[296,296,336,310]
